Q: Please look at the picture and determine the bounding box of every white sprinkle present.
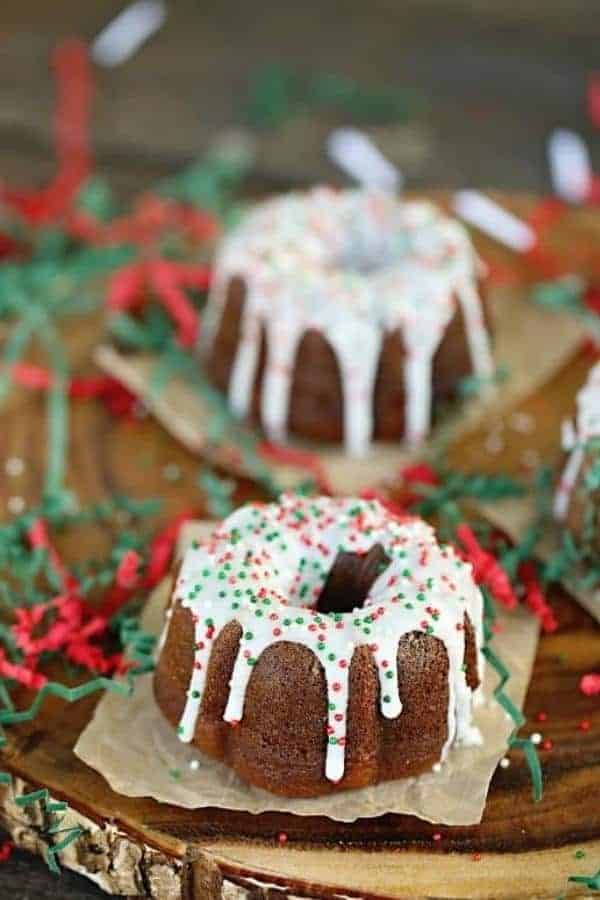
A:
[92,0,167,68]
[432,762,442,773]
[530,732,542,745]
[7,496,25,515]
[189,759,200,771]
[509,412,535,434]
[162,463,182,483]
[327,128,402,193]
[453,190,536,253]
[209,129,257,172]
[5,456,25,477]
[499,756,511,769]
[485,431,505,455]
[547,129,592,204]
[521,448,541,470]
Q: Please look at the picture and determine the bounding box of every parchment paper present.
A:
[481,496,600,624]
[75,521,540,826]
[94,281,585,495]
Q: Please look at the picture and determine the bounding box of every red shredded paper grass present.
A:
[1,40,91,225]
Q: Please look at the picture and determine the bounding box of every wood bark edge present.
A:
[0,776,309,899]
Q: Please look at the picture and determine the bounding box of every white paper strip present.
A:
[453,190,536,252]
[547,129,592,204]
[327,128,402,192]
[92,0,167,68]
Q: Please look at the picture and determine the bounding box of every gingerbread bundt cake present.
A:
[554,361,600,549]
[154,495,485,797]
[203,188,493,456]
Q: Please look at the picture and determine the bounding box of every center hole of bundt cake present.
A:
[336,228,397,275]
[337,244,391,275]
[316,544,390,615]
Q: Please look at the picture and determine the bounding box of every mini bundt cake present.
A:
[202,187,493,456]
[554,361,600,548]
[154,495,485,797]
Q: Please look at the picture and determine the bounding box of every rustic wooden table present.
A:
[1,1,599,897]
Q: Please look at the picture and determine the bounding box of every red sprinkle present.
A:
[536,711,548,723]
[542,739,553,751]
[0,841,14,863]
[580,673,600,697]
[432,832,442,842]
[472,852,482,862]
[579,719,591,732]
[278,832,288,845]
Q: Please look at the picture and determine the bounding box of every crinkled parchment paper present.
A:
[75,522,539,826]
[94,281,585,494]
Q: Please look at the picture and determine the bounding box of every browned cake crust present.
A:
[561,451,600,555]
[154,595,479,798]
[204,276,490,444]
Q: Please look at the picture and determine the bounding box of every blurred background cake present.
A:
[203,187,493,455]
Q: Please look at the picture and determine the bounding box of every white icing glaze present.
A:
[554,361,600,520]
[203,188,493,456]
[162,495,484,784]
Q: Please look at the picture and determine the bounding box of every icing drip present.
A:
[203,188,493,456]
[165,495,485,784]
[554,361,600,520]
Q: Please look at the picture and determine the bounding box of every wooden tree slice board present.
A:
[0,193,599,898]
